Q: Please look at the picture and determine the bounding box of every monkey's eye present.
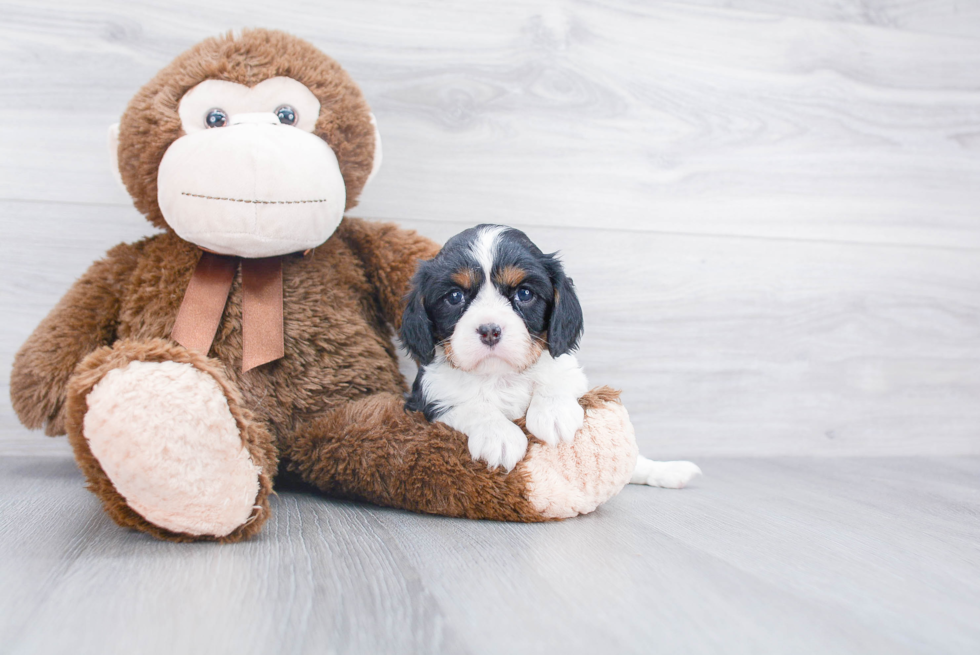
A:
[276,105,297,126]
[205,108,228,128]
[445,290,465,306]
[515,287,534,303]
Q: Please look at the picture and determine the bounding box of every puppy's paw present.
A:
[630,456,702,489]
[467,420,529,472]
[526,393,586,446]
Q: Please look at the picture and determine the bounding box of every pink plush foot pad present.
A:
[523,400,638,519]
[83,360,260,537]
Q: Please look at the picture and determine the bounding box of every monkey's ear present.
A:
[544,255,584,357]
[107,123,125,189]
[400,271,435,365]
[365,113,383,188]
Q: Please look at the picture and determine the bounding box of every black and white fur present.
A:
[401,224,702,486]
[401,225,586,471]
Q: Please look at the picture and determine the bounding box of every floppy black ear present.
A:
[544,255,584,357]
[400,267,436,365]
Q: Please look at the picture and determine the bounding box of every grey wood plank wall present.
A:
[1,0,978,457]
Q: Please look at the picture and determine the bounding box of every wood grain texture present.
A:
[0,0,978,247]
[401,218,980,457]
[1,3,978,454]
[663,1,980,40]
[4,203,978,456]
[2,5,979,654]
[2,455,978,654]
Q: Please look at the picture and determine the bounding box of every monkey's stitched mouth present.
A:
[181,192,329,204]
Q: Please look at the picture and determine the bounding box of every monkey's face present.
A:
[112,30,380,258]
[156,77,355,258]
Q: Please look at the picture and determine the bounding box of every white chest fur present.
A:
[420,347,536,421]
[419,349,589,471]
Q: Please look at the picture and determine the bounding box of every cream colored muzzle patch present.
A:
[157,114,347,258]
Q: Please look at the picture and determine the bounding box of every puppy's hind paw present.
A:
[630,456,701,489]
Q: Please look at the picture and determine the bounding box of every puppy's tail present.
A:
[630,455,702,489]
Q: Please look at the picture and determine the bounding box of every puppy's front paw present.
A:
[467,420,528,472]
[526,393,585,446]
[630,456,702,489]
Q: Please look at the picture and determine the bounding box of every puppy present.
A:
[401,224,703,488]
[400,224,588,471]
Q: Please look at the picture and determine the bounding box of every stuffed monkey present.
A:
[9,29,638,542]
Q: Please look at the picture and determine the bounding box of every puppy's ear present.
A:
[400,267,436,365]
[544,255,584,357]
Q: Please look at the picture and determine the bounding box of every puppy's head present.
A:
[401,225,584,372]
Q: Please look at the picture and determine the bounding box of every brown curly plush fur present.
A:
[65,339,277,543]
[282,386,623,521]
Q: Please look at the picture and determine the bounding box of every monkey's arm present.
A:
[10,242,142,435]
[336,217,440,329]
[282,387,636,522]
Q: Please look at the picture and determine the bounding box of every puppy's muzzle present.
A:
[478,323,502,347]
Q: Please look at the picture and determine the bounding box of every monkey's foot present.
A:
[66,339,275,541]
[520,387,638,519]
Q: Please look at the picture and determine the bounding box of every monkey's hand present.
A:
[10,242,139,435]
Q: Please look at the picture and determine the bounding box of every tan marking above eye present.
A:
[494,265,527,288]
[451,269,477,289]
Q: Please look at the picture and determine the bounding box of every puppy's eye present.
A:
[515,287,534,303]
[276,105,297,126]
[445,290,465,305]
[205,108,228,128]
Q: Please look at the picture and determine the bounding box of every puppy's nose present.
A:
[477,323,502,347]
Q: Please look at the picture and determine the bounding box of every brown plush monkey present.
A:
[9,29,637,542]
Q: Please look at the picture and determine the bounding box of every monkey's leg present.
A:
[65,339,276,542]
[283,387,637,521]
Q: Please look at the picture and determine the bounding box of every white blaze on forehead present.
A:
[468,225,508,278]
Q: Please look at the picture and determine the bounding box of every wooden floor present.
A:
[2,1,980,653]
[2,450,978,654]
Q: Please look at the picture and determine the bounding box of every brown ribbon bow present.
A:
[171,251,285,372]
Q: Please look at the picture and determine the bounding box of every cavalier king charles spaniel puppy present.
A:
[400,224,703,487]
[400,224,588,471]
